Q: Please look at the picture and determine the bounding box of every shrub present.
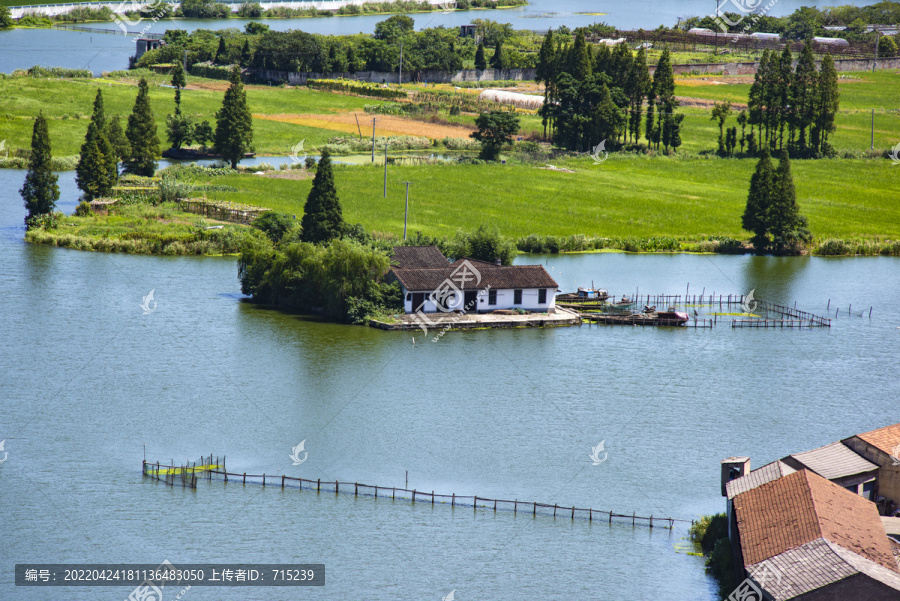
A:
[74,201,93,217]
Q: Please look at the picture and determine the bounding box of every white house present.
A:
[387,246,558,315]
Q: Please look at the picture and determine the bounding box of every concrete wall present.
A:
[253,68,537,86]
[11,0,444,18]
[403,287,555,314]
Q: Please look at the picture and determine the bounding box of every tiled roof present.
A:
[746,538,900,601]
[391,261,558,292]
[853,423,900,457]
[733,469,897,571]
[787,441,878,481]
[726,460,796,500]
[390,246,450,269]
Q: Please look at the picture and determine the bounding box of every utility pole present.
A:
[371,117,376,163]
[383,142,388,197]
[873,29,881,73]
[714,0,719,56]
[871,108,875,150]
[402,181,412,240]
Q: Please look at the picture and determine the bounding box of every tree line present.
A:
[137,16,537,75]
[536,30,684,153]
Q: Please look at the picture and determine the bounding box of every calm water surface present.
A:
[0,0,880,74]
[1,166,898,600]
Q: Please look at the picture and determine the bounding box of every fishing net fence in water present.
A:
[149,466,693,530]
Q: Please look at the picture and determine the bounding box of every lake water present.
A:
[2,165,899,600]
[0,0,880,74]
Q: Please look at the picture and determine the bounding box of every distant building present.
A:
[813,36,851,46]
[781,441,879,500]
[460,24,477,38]
[388,246,558,315]
[135,38,165,61]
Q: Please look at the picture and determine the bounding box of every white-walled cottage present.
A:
[387,246,558,314]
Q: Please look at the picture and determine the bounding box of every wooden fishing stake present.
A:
[412,489,416,504]
[317,478,321,492]
[514,500,517,514]
[432,491,435,506]
[609,511,612,524]
[355,483,358,497]
[571,506,575,520]
[451,493,455,507]
[473,496,476,513]
[335,480,338,494]
[262,474,265,487]
[493,499,497,512]
[282,475,285,488]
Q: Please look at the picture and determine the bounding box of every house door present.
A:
[412,292,426,312]
[464,291,478,313]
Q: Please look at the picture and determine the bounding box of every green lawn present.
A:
[193,155,900,242]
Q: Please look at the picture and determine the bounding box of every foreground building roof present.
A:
[746,538,900,600]
[850,423,900,457]
[733,469,897,571]
[726,460,796,500]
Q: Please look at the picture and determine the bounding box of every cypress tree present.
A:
[626,48,650,144]
[791,40,817,155]
[769,150,801,251]
[107,114,130,164]
[711,100,732,155]
[535,30,555,138]
[125,78,160,176]
[569,31,592,81]
[76,89,115,200]
[214,66,254,169]
[737,110,748,153]
[490,42,503,70]
[474,41,486,70]
[21,112,59,223]
[652,48,679,151]
[813,53,839,155]
[171,60,187,114]
[747,50,767,152]
[776,44,793,150]
[215,36,227,63]
[743,148,775,252]
[300,149,344,244]
[241,39,253,67]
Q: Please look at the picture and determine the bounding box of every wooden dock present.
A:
[144,458,692,529]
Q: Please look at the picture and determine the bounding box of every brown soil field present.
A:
[255,111,476,139]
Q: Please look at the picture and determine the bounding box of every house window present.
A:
[406,293,412,301]
[538,289,547,304]
[488,290,497,305]
[514,289,523,304]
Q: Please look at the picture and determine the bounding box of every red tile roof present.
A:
[391,260,557,292]
[733,469,897,572]
[853,423,900,457]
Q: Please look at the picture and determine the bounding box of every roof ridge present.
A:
[800,469,827,541]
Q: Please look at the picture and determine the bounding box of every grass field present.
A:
[189,155,900,242]
[2,69,898,160]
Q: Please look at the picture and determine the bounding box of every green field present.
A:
[2,70,898,160]
[192,155,900,241]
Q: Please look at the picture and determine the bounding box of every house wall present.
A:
[402,288,556,314]
[843,437,900,509]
